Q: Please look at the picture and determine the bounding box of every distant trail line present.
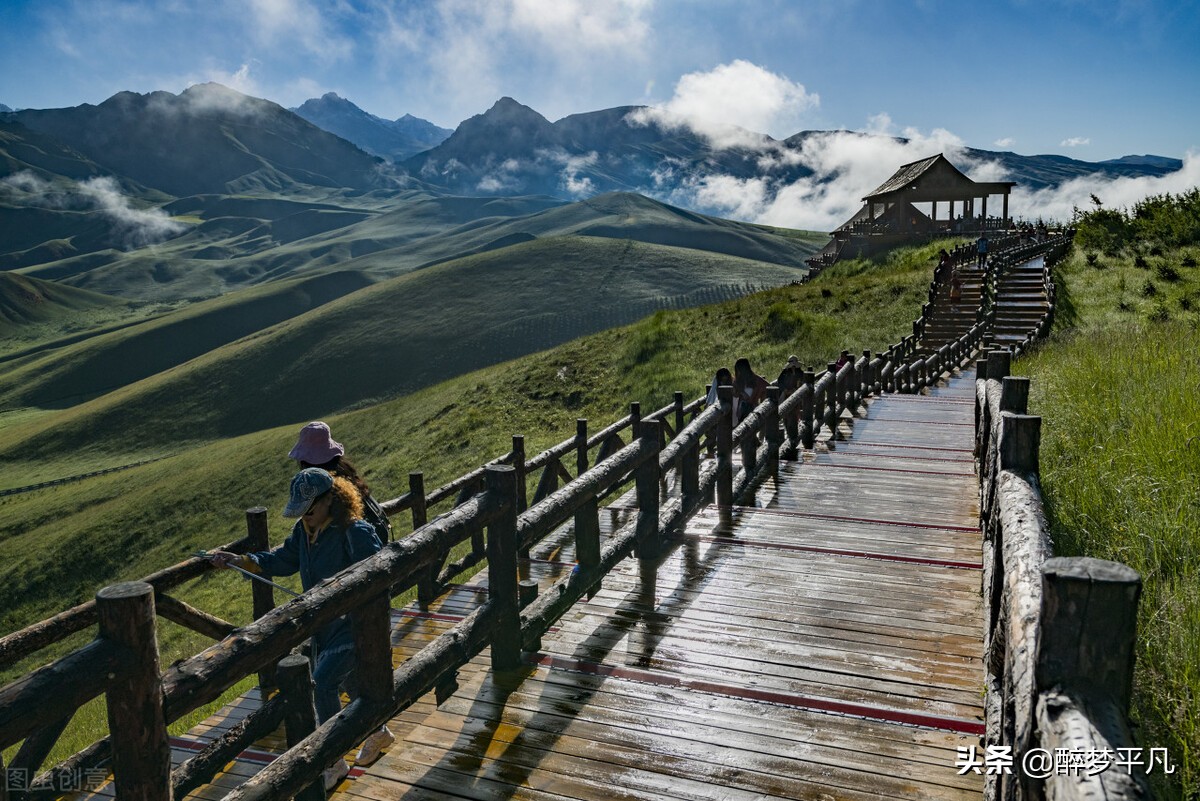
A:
[0,455,170,498]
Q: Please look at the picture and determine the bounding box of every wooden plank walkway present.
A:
[92,369,985,801]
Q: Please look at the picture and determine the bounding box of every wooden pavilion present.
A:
[810,154,1016,266]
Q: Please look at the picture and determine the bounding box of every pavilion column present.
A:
[1003,193,1009,224]
[982,196,989,220]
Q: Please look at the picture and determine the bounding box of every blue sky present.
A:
[1,0,1198,162]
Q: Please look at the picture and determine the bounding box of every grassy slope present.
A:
[13,191,822,302]
[0,242,936,633]
[0,235,814,480]
[0,270,374,411]
[0,271,122,332]
[1016,244,1199,799]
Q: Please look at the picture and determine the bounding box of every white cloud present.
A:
[244,0,354,64]
[994,137,1016,148]
[1061,137,1091,147]
[662,119,981,231]
[370,0,653,124]
[510,0,652,53]
[547,150,599,197]
[1013,151,1200,223]
[630,60,818,149]
[1,171,184,248]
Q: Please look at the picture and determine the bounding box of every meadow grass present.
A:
[1016,233,1200,798]
[0,241,941,766]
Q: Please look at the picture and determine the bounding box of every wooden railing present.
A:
[975,356,1150,793]
[0,234,1071,801]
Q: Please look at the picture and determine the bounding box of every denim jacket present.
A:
[245,518,382,653]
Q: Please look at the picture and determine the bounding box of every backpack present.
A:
[361,493,392,542]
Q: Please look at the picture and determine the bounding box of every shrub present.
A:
[1147,303,1170,322]
[1156,263,1181,282]
[1183,254,1197,269]
[762,301,809,342]
[1142,280,1159,297]
[1086,252,1101,268]
[1134,254,1149,270]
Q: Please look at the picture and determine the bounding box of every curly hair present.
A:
[326,475,364,527]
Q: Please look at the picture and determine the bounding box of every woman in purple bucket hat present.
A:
[289,422,391,544]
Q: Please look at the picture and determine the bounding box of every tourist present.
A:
[936,249,951,283]
[290,422,391,543]
[208,468,395,787]
[732,358,768,425]
[776,355,804,400]
[976,233,989,268]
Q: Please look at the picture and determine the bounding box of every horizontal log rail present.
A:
[975,233,1151,799]
[0,233,1075,801]
[0,532,257,670]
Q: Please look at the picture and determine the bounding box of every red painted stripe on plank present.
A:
[691,533,982,570]
[863,417,974,426]
[810,448,973,465]
[839,441,974,454]
[393,608,470,623]
[170,736,278,765]
[720,505,981,533]
[803,461,973,478]
[528,654,985,736]
[872,396,973,405]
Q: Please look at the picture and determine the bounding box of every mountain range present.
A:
[292,93,453,163]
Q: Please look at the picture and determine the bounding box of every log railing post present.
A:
[634,420,662,558]
[576,419,588,477]
[96,582,171,801]
[987,350,1011,383]
[351,591,393,706]
[827,363,841,438]
[716,386,734,521]
[245,507,276,691]
[1038,557,1142,712]
[410,472,436,609]
[765,386,781,481]
[674,391,686,443]
[999,413,1041,475]
[485,466,521,672]
[575,491,601,593]
[681,432,701,510]
[511,435,529,565]
[801,371,815,449]
[511,436,527,514]
[782,387,800,460]
[1000,376,1030,415]
[275,655,325,801]
[861,350,872,400]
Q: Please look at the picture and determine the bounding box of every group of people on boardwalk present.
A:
[208,422,395,789]
[706,355,810,425]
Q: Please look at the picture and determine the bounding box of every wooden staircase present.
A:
[917,263,985,356]
[985,256,1050,350]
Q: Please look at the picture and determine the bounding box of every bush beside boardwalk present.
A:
[1017,191,1200,800]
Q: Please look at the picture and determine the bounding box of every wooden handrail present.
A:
[975,248,1150,798]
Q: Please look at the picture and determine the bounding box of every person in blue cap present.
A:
[210,467,393,788]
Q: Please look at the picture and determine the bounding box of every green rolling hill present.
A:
[0,230,820,474]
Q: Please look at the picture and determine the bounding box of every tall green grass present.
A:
[1017,199,1199,798]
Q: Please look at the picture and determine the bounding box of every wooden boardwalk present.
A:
[135,367,985,801]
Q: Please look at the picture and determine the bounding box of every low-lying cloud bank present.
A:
[1,171,185,248]
[629,60,1197,230]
